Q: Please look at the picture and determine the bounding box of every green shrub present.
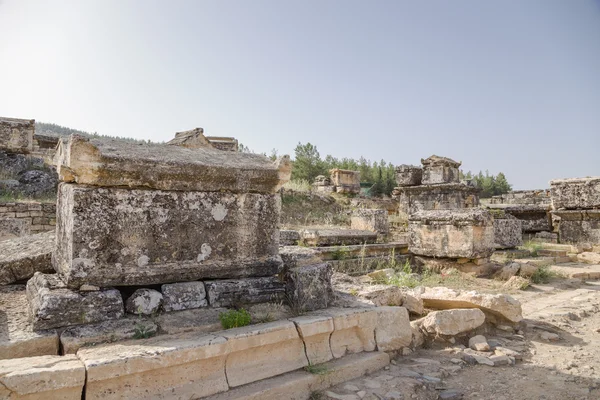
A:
[530,266,559,284]
[219,309,251,329]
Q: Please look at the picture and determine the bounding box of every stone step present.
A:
[490,249,531,262]
[549,263,600,280]
[205,352,390,400]
[513,258,556,268]
[537,249,568,258]
[300,229,378,247]
[315,242,409,261]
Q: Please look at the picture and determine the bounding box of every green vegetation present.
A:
[461,170,512,198]
[522,241,543,257]
[304,362,330,375]
[133,322,156,339]
[35,122,156,144]
[219,309,252,329]
[530,266,560,284]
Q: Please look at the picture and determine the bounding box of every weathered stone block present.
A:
[280,229,301,246]
[351,209,389,235]
[395,183,480,215]
[421,155,461,185]
[409,209,495,259]
[0,231,54,285]
[162,281,208,312]
[26,273,124,330]
[418,308,485,336]
[55,135,291,193]
[222,320,308,387]
[53,184,283,288]
[550,177,600,210]
[285,263,333,312]
[0,355,85,400]
[290,315,334,365]
[315,308,377,359]
[300,229,378,246]
[493,215,523,249]
[0,117,34,154]
[205,277,285,307]
[125,288,163,315]
[490,189,551,205]
[80,333,229,400]
[206,136,239,152]
[553,210,600,245]
[279,246,323,270]
[374,306,412,351]
[0,218,30,241]
[395,164,422,186]
[330,169,360,194]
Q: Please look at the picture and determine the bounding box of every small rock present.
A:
[469,335,490,352]
[494,347,521,360]
[438,389,464,400]
[363,379,381,389]
[384,391,403,400]
[357,391,366,399]
[344,384,360,392]
[539,331,560,341]
[450,358,463,364]
[79,284,100,292]
[125,288,163,315]
[489,354,510,366]
[325,391,359,400]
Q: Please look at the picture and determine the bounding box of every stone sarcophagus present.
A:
[552,210,600,245]
[421,155,461,185]
[550,177,600,210]
[409,209,495,259]
[329,169,360,194]
[0,117,35,154]
[53,135,291,288]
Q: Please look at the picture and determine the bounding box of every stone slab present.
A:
[54,183,283,288]
[0,117,34,154]
[205,277,285,307]
[55,134,291,193]
[548,263,600,280]
[374,306,412,351]
[314,308,377,359]
[280,229,301,246]
[300,229,378,247]
[60,317,159,354]
[156,307,226,335]
[552,210,600,245]
[550,176,600,210]
[409,209,495,259]
[26,273,124,330]
[0,285,58,360]
[80,333,230,400]
[0,355,85,400]
[487,204,551,233]
[290,315,335,365]
[161,281,208,312]
[314,242,409,261]
[0,231,54,285]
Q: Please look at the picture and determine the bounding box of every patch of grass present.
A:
[133,322,155,339]
[349,288,359,296]
[385,272,420,289]
[330,246,350,260]
[419,268,478,289]
[255,312,275,324]
[283,179,312,193]
[219,309,252,329]
[308,391,325,400]
[530,265,561,284]
[522,241,543,257]
[304,363,329,375]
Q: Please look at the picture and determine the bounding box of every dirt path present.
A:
[323,280,600,400]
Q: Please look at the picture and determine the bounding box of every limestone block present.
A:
[577,252,600,265]
[79,333,229,400]
[222,320,308,387]
[550,177,600,210]
[489,204,552,233]
[280,230,301,246]
[162,281,208,312]
[300,229,378,247]
[409,209,495,259]
[54,135,291,193]
[53,183,283,288]
[395,165,422,186]
[553,210,600,245]
[0,285,59,360]
[166,127,214,149]
[316,308,377,358]
[329,169,360,194]
[351,209,389,235]
[125,288,163,315]
[419,309,485,336]
[279,246,323,270]
[395,183,480,215]
[421,287,522,323]
[60,317,158,354]
[0,231,54,285]
[206,136,239,152]
[290,315,334,365]
[156,307,225,335]
[285,263,333,312]
[0,218,30,241]
[374,306,412,351]
[26,273,124,330]
[0,117,34,154]
[421,155,461,185]
[205,277,285,307]
[493,216,522,249]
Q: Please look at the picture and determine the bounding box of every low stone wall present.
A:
[0,202,55,234]
[489,189,551,205]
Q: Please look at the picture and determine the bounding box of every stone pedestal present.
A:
[552,210,600,245]
[409,209,494,258]
[550,177,600,210]
[350,209,389,235]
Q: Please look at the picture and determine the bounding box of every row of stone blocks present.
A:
[0,306,409,400]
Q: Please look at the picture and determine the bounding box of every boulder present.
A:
[421,287,522,323]
[493,262,520,281]
[125,289,163,315]
[418,309,485,336]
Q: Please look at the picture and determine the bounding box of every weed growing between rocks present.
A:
[219,309,251,329]
[522,241,543,257]
[304,362,330,375]
[530,265,561,284]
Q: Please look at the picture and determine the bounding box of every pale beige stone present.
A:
[0,355,85,400]
[221,320,308,387]
[290,315,334,365]
[577,252,600,265]
[421,287,523,323]
[419,309,485,336]
[374,307,412,351]
[317,308,377,358]
[79,333,229,400]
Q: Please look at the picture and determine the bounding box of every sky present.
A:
[0,0,599,189]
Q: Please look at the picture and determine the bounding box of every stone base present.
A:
[553,210,600,245]
[493,216,522,249]
[26,273,124,330]
[487,204,551,233]
[351,209,389,235]
[300,229,378,246]
[409,209,495,259]
[0,231,54,285]
[205,277,285,308]
[54,183,283,288]
[285,263,333,312]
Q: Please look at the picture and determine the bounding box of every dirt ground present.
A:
[324,277,600,400]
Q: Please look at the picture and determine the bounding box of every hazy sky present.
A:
[1,1,599,189]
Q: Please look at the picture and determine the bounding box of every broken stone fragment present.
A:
[26,273,124,330]
[284,262,333,312]
[54,134,291,193]
[279,230,301,246]
[125,289,163,315]
[374,306,412,352]
[53,183,283,288]
[161,281,207,312]
[279,246,323,271]
[0,231,54,285]
[468,335,490,351]
[205,277,285,308]
[418,309,485,336]
[0,217,30,241]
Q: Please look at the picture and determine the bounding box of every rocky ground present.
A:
[322,278,600,400]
